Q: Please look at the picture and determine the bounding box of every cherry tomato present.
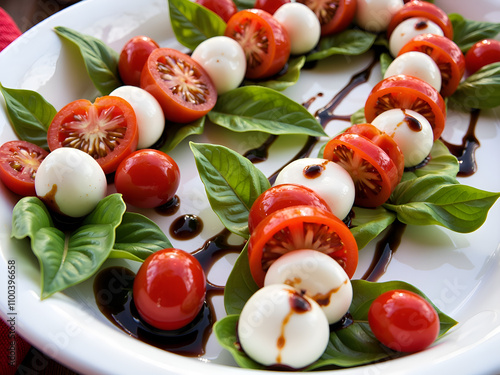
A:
[323,133,399,208]
[364,74,446,141]
[297,0,357,36]
[368,289,440,353]
[133,248,206,331]
[118,36,159,86]
[225,9,291,79]
[114,149,180,208]
[254,0,290,14]
[47,96,139,174]
[140,48,217,123]
[248,183,331,233]
[398,33,465,97]
[248,205,358,287]
[465,39,500,75]
[0,140,48,196]
[196,0,237,22]
[387,1,453,40]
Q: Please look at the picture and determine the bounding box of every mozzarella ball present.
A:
[35,148,107,217]
[264,249,352,324]
[191,36,246,94]
[384,51,442,92]
[110,86,165,149]
[273,3,321,55]
[238,284,329,368]
[371,109,434,167]
[274,158,355,221]
[356,0,404,33]
[389,17,444,57]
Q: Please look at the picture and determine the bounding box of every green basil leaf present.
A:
[449,13,500,53]
[233,0,255,10]
[380,52,393,77]
[169,0,226,51]
[11,197,53,241]
[350,206,396,250]
[157,117,205,154]
[306,29,377,62]
[0,84,55,149]
[350,107,366,125]
[244,56,306,91]
[208,86,326,137]
[82,193,126,228]
[54,26,121,95]
[190,142,270,238]
[110,212,172,262]
[449,62,500,110]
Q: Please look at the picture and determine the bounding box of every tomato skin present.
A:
[114,149,180,208]
[225,9,291,79]
[465,39,500,75]
[133,248,206,331]
[297,0,357,36]
[254,0,290,14]
[118,36,159,86]
[0,140,48,196]
[140,48,217,123]
[248,183,331,233]
[47,96,139,174]
[364,74,446,141]
[196,0,237,22]
[248,205,358,287]
[368,289,440,353]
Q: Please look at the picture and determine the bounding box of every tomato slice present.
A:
[297,0,356,36]
[248,205,358,287]
[47,96,138,174]
[364,74,446,140]
[324,133,399,208]
[398,33,465,97]
[140,48,217,123]
[225,9,291,79]
[0,140,48,196]
[387,1,453,40]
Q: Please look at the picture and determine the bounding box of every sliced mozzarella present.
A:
[273,3,321,55]
[274,158,355,221]
[371,108,434,167]
[110,86,165,149]
[191,36,246,95]
[389,17,444,57]
[264,249,352,324]
[384,51,442,92]
[355,0,404,33]
[35,147,107,217]
[238,284,329,368]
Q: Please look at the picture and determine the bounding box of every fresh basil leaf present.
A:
[449,13,500,53]
[11,197,53,241]
[380,52,393,77]
[82,193,126,228]
[350,206,396,250]
[169,0,226,51]
[208,86,327,137]
[385,174,500,233]
[233,0,255,10]
[244,56,306,91]
[0,84,55,150]
[306,29,377,62]
[449,62,500,110]
[190,142,270,239]
[157,117,205,153]
[54,26,121,95]
[350,107,366,125]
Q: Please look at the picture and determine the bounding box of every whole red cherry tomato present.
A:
[465,39,500,75]
[196,0,237,22]
[254,0,291,14]
[118,36,159,86]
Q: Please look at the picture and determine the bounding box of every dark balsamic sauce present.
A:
[170,214,203,240]
[155,195,181,216]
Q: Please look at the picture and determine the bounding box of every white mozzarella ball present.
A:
[371,109,434,167]
[355,0,404,33]
[35,148,107,217]
[274,158,355,221]
[238,284,329,368]
[191,36,246,95]
[389,17,444,57]
[264,249,352,324]
[110,86,165,149]
[273,3,321,55]
[384,51,442,92]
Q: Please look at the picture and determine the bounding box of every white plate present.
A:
[1,0,500,374]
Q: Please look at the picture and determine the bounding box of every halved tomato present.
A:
[324,133,400,208]
[248,205,358,287]
[398,33,465,97]
[224,9,291,79]
[364,74,446,140]
[47,96,138,174]
[140,48,217,123]
[0,140,48,196]
[297,0,357,35]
